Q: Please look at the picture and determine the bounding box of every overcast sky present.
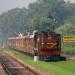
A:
[0,0,36,14]
[0,0,75,14]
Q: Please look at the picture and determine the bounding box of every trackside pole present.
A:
[2,42,4,48]
[34,56,39,62]
[34,48,39,62]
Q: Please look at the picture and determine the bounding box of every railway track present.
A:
[0,52,36,75]
[0,64,8,75]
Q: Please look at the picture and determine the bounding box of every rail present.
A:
[2,64,12,75]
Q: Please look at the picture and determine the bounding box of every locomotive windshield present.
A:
[39,31,61,50]
[46,34,61,50]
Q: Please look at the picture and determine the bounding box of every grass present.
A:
[62,47,75,54]
[5,48,75,75]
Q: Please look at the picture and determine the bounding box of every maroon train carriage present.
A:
[8,31,64,61]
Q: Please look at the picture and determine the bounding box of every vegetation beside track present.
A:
[62,47,75,55]
[4,48,75,75]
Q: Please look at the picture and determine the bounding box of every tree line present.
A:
[0,0,75,41]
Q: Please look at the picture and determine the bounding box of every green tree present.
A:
[31,17,57,31]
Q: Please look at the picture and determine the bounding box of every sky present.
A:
[0,0,36,14]
[0,0,75,14]
[65,0,75,2]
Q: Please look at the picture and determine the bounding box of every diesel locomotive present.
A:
[8,31,62,61]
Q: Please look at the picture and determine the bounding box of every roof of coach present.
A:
[8,34,34,40]
[8,31,60,40]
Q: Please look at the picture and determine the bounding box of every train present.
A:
[8,30,64,61]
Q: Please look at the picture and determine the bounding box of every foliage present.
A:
[55,23,75,54]
[31,17,56,31]
[0,0,75,42]
[0,0,66,40]
[65,15,75,25]
[55,23,75,35]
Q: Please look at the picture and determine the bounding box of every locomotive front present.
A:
[34,31,61,61]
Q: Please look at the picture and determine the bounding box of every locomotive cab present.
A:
[36,31,61,61]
